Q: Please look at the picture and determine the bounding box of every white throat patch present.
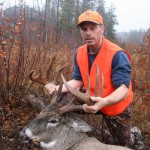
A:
[25,128,33,138]
[40,140,57,148]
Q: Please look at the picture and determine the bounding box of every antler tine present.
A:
[94,65,104,97]
[30,70,48,85]
[53,63,68,84]
[61,73,93,106]
[49,64,68,105]
[30,57,56,85]
[46,56,56,83]
[60,104,84,115]
[94,64,100,96]
[99,73,104,97]
[85,73,90,96]
[50,82,64,106]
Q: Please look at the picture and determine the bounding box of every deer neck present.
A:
[42,126,88,150]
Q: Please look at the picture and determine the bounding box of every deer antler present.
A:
[29,61,104,115]
[29,57,68,105]
[30,57,55,85]
[59,64,104,114]
[30,56,67,85]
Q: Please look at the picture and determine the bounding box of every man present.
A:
[44,10,142,149]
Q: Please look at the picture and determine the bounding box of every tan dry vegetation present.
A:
[131,29,150,148]
[0,12,75,149]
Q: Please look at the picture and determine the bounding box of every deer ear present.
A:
[69,121,93,133]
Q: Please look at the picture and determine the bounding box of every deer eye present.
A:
[47,118,59,124]
[47,119,59,128]
[49,119,57,124]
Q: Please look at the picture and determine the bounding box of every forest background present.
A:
[0,0,149,149]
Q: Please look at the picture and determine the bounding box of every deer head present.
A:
[19,105,92,149]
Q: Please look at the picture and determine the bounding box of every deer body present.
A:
[72,137,130,150]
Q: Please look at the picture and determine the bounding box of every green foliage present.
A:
[59,0,76,29]
[104,5,118,41]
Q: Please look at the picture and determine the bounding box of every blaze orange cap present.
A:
[77,10,103,27]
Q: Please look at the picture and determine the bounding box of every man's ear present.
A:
[101,25,105,34]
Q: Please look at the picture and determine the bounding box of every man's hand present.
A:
[44,83,58,95]
[44,79,83,95]
[83,96,106,113]
[83,84,129,114]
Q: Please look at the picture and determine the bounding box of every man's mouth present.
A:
[85,37,94,42]
[85,38,93,40]
[86,38,93,41]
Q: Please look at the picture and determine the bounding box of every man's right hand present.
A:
[44,83,58,95]
[44,79,83,95]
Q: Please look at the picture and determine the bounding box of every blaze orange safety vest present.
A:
[76,38,133,116]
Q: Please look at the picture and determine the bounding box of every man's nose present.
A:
[86,30,92,35]
[84,29,92,35]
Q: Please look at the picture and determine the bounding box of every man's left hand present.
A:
[83,96,106,113]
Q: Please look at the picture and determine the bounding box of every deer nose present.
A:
[19,130,29,141]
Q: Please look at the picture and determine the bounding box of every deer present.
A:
[20,58,132,150]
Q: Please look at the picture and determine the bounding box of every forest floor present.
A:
[0,97,149,150]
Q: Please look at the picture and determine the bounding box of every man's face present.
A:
[80,22,104,47]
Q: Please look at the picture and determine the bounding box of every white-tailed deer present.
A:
[20,59,132,150]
